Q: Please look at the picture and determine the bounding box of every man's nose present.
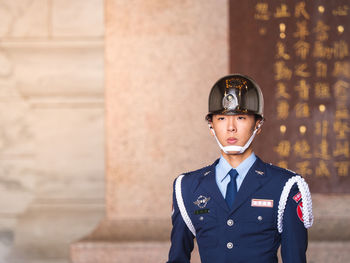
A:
[227,117,236,132]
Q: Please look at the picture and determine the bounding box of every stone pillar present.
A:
[1,1,105,262]
[71,0,229,262]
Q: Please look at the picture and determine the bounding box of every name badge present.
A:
[251,199,274,208]
[195,209,210,215]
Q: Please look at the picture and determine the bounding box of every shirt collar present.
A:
[217,153,257,182]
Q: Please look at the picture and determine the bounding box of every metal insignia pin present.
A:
[204,171,211,176]
[255,170,264,175]
[193,195,211,208]
[222,91,238,110]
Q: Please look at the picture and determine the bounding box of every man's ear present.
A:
[255,120,264,135]
[208,122,215,136]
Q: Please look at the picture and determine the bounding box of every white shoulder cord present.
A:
[175,175,196,237]
[277,175,314,233]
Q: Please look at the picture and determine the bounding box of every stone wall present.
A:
[0,1,105,262]
[2,1,349,263]
[71,0,229,262]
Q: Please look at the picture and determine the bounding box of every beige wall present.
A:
[0,1,105,262]
[71,1,229,262]
[105,0,228,222]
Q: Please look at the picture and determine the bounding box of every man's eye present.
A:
[218,117,225,120]
[237,116,246,120]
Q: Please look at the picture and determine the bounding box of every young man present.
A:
[167,74,313,263]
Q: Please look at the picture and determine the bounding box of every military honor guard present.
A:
[167,74,313,263]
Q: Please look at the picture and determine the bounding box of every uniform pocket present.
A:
[192,207,219,248]
[237,207,276,248]
[192,207,217,227]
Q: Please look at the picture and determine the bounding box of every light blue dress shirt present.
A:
[215,153,257,198]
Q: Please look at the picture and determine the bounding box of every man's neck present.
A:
[221,148,254,168]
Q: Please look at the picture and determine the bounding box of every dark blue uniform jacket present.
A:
[167,157,308,263]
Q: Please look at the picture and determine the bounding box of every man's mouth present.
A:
[227,137,238,144]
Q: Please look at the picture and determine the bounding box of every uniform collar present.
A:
[217,153,257,182]
[196,155,267,213]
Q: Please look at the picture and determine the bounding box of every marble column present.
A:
[1,1,105,263]
[71,0,229,262]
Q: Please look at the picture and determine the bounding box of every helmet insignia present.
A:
[222,90,238,110]
[226,77,248,90]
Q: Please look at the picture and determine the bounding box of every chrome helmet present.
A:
[206,74,264,120]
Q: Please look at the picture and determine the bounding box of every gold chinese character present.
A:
[333,80,349,98]
[295,103,310,118]
[279,23,287,39]
[315,120,328,137]
[314,82,330,98]
[296,161,312,176]
[274,4,291,18]
[335,108,349,119]
[295,2,310,19]
[332,5,349,16]
[315,61,327,77]
[294,140,312,158]
[294,20,309,40]
[277,161,288,169]
[333,61,350,78]
[276,41,290,60]
[294,40,310,60]
[334,161,349,176]
[274,140,291,157]
[277,100,290,119]
[295,79,310,99]
[333,41,349,59]
[295,63,311,77]
[313,41,333,59]
[315,160,331,177]
[274,61,292,80]
[314,21,330,41]
[333,141,350,157]
[336,103,347,111]
[276,82,290,99]
[255,3,270,20]
[314,139,331,159]
[334,120,350,139]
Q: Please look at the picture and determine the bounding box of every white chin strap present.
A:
[209,120,264,154]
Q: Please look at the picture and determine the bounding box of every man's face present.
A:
[210,114,260,154]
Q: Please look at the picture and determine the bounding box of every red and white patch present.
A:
[293,192,302,203]
[251,199,274,208]
[297,202,304,222]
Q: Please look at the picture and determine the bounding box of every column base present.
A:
[71,241,202,263]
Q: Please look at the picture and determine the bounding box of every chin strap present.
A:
[209,120,264,154]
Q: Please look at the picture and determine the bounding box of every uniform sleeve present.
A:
[280,185,308,263]
[167,179,194,263]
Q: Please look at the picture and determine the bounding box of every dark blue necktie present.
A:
[225,169,238,208]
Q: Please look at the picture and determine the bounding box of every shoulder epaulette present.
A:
[268,163,297,175]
